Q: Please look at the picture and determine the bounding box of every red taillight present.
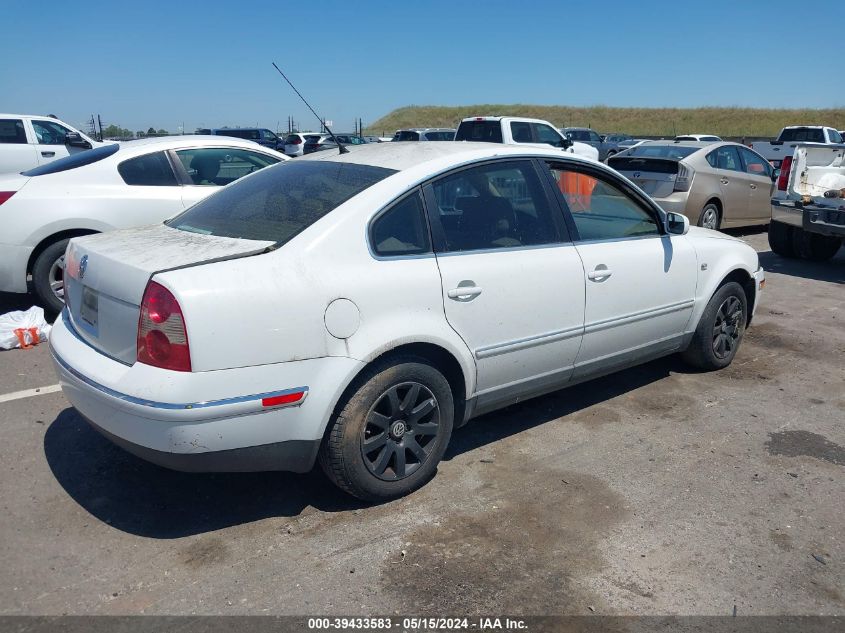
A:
[137,281,191,372]
[0,191,16,205]
[777,156,792,191]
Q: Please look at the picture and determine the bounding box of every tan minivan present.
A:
[608,141,776,230]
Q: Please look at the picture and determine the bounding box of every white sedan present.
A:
[0,136,287,312]
[50,142,764,500]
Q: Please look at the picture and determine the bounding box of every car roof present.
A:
[297,140,599,172]
[459,116,554,125]
[0,113,65,119]
[563,127,594,131]
[111,135,287,158]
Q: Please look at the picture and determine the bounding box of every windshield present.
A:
[22,143,119,176]
[623,145,699,159]
[167,160,397,243]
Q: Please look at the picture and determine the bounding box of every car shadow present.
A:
[758,249,844,284]
[45,355,694,539]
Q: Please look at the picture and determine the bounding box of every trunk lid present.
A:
[609,156,680,198]
[64,223,272,365]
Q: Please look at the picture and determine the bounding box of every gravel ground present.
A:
[0,228,842,616]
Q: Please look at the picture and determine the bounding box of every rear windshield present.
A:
[394,131,420,142]
[623,145,698,159]
[608,156,680,174]
[167,160,397,243]
[454,121,503,143]
[778,128,825,143]
[22,143,119,176]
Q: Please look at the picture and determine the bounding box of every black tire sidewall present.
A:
[324,359,454,500]
[31,239,70,314]
[768,221,795,257]
[686,281,748,370]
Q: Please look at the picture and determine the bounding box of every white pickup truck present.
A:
[769,142,845,261]
[454,116,600,161]
[751,126,843,169]
[0,114,104,174]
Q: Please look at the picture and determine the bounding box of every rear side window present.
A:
[23,143,120,176]
[118,151,178,186]
[0,119,27,144]
[429,160,559,252]
[509,121,533,143]
[168,161,397,243]
[454,121,503,143]
[422,131,454,141]
[371,191,431,256]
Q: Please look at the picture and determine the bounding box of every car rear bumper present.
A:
[49,310,364,472]
[0,242,32,294]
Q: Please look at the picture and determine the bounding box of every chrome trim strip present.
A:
[583,299,694,334]
[52,351,308,411]
[475,324,583,360]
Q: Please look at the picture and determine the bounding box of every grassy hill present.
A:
[366,105,845,138]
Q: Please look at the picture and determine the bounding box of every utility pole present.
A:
[97,114,103,141]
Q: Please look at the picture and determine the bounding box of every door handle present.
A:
[447,285,482,300]
[720,178,729,185]
[750,184,757,190]
[587,267,613,281]
[41,151,55,157]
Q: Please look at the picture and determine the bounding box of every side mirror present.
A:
[599,135,607,142]
[666,212,690,235]
[65,132,91,149]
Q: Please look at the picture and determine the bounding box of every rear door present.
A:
[0,118,38,173]
[424,159,585,409]
[708,145,749,224]
[542,160,697,379]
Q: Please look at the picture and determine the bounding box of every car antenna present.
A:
[272,62,348,154]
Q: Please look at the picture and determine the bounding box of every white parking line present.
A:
[0,384,62,404]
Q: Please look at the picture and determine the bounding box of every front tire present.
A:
[31,239,70,314]
[698,203,721,230]
[319,357,454,501]
[682,281,748,371]
[768,220,796,257]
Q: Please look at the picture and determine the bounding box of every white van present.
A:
[0,114,104,174]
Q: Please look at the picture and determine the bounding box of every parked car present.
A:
[0,113,107,175]
[562,127,612,160]
[609,141,775,230]
[391,128,456,141]
[455,116,599,160]
[751,126,843,168]
[283,132,321,157]
[0,136,286,312]
[303,134,336,154]
[674,134,722,142]
[769,143,844,261]
[211,128,285,151]
[50,142,763,500]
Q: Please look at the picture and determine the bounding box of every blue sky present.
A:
[2,0,842,134]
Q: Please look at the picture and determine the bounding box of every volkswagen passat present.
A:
[50,143,765,500]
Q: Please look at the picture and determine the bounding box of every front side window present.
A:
[118,151,178,186]
[176,147,280,186]
[31,119,72,145]
[739,147,771,178]
[371,191,431,256]
[0,119,26,144]
[708,146,742,172]
[533,123,564,148]
[430,160,560,252]
[828,129,843,144]
[588,130,602,142]
[568,130,590,141]
[547,164,660,241]
[168,161,396,243]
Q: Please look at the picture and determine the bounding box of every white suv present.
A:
[0,114,104,174]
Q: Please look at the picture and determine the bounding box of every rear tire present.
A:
[682,281,748,371]
[768,220,796,257]
[698,203,721,230]
[791,228,842,261]
[319,357,454,501]
[31,239,70,314]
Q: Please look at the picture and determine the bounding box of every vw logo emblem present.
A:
[79,254,88,279]
[633,172,641,178]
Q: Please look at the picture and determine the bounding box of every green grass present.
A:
[366,105,845,138]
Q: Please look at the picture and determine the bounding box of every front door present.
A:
[29,119,75,165]
[739,146,776,223]
[542,161,698,379]
[710,145,750,226]
[425,159,586,408]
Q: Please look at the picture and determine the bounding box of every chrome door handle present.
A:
[587,268,613,281]
[447,285,482,300]
[41,151,55,157]
[720,178,729,185]
[750,184,757,190]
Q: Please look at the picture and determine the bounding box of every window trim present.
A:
[367,188,434,260]
[420,157,570,255]
[540,159,668,243]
